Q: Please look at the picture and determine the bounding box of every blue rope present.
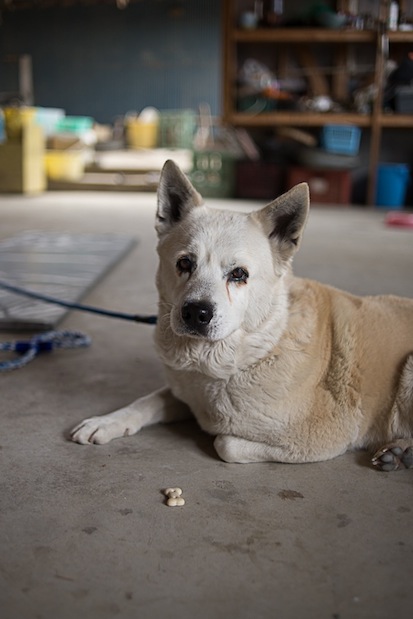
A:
[0,279,157,371]
[0,279,157,325]
[0,330,91,372]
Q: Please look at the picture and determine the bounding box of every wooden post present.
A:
[19,55,33,106]
[367,26,386,206]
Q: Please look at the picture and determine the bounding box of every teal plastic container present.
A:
[56,116,94,136]
[376,163,410,209]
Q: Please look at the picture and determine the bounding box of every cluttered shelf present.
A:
[223,0,413,205]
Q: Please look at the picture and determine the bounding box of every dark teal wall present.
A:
[0,1,221,123]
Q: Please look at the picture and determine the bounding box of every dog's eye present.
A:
[176,256,193,274]
[228,267,249,283]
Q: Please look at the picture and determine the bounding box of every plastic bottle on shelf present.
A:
[265,1,283,27]
[388,1,399,31]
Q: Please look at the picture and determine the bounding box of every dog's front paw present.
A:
[70,415,136,445]
[372,441,413,471]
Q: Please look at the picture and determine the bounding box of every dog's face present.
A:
[155,160,309,343]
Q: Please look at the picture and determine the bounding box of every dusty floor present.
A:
[1,190,412,619]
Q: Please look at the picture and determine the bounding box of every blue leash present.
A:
[0,330,91,372]
[0,279,158,372]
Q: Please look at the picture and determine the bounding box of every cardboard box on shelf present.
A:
[0,123,46,194]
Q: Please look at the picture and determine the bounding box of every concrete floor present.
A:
[1,190,413,619]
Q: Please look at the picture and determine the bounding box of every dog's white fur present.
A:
[71,160,413,471]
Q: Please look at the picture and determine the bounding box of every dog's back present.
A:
[296,279,413,439]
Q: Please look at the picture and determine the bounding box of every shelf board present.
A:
[388,31,413,43]
[227,112,372,127]
[227,112,413,128]
[379,114,413,127]
[233,28,376,43]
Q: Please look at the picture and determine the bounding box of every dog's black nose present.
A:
[181,300,214,333]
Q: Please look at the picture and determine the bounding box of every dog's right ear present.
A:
[156,160,203,236]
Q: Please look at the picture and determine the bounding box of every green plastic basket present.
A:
[158,110,196,149]
[190,151,236,198]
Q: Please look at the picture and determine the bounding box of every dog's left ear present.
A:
[253,183,310,260]
[156,160,203,236]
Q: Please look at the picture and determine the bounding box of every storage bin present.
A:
[191,151,236,198]
[321,125,361,156]
[44,150,85,181]
[126,119,158,149]
[4,107,37,140]
[286,166,351,204]
[55,116,93,136]
[375,163,410,209]
[35,108,65,137]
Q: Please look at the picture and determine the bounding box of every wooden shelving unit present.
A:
[222,0,413,205]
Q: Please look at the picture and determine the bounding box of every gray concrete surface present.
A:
[1,191,412,619]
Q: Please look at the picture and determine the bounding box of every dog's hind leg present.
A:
[213,435,330,464]
[371,354,413,471]
[70,387,191,445]
[214,435,283,463]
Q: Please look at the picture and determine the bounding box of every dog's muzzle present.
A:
[181,300,214,336]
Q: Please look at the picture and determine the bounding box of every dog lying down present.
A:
[71,160,413,472]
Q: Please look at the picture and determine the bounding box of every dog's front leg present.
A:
[70,387,191,445]
[214,435,310,464]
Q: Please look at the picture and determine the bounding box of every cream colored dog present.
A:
[71,160,413,471]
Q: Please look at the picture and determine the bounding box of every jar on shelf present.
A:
[264,0,283,27]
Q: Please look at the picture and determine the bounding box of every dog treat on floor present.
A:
[164,487,183,497]
[164,487,185,505]
[166,497,185,507]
